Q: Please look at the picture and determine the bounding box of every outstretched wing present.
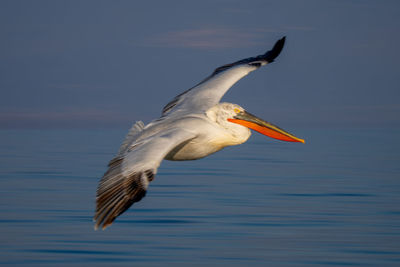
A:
[162,37,286,116]
[94,128,196,230]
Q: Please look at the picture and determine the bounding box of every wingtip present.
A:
[93,221,110,231]
[263,36,286,63]
[276,35,286,52]
[102,221,112,230]
[93,214,112,230]
[279,36,286,47]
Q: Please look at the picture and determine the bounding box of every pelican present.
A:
[94,36,304,230]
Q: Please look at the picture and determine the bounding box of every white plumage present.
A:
[94,37,304,230]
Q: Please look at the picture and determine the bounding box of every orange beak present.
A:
[228,111,305,143]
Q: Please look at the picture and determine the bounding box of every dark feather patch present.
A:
[211,36,285,75]
[94,159,155,230]
[145,170,155,181]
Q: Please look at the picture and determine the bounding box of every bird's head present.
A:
[207,102,305,143]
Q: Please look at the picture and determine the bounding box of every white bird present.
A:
[94,37,304,230]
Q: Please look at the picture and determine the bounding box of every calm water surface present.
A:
[0,127,399,266]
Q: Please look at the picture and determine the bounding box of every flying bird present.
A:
[94,36,304,230]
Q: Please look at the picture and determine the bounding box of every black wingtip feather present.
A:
[160,36,287,117]
[262,36,286,63]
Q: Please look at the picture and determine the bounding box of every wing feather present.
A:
[117,121,145,156]
[94,129,196,230]
[161,37,285,116]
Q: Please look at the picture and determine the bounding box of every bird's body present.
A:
[138,103,251,161]
[94,37,304,230]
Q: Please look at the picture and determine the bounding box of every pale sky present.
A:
[1,0,399,128]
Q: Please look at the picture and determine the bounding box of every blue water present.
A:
[0,127,399,266]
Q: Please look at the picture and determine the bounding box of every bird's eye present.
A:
[234,108,241,113]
